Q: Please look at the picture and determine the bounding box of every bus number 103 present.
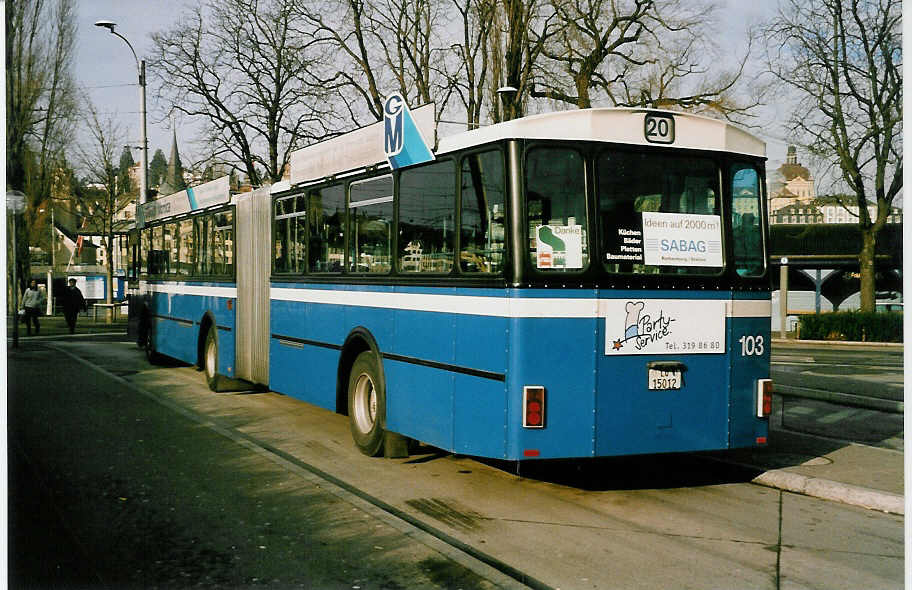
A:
[738,335,765,356]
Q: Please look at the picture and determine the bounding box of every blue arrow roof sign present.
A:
[383,92,435,170]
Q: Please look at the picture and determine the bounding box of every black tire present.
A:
[144,320,162,364]
[347,351,386,457]
[204,328,221,392]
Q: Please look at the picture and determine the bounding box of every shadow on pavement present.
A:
[472,452,765,491]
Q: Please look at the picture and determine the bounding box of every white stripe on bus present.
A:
[146,283,238,298]
[269,287,769,319]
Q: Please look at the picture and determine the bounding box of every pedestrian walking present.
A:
[20,280,46,336]
[62,278,86,334]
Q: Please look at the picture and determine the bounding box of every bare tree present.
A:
[150,0,337,186]
[372,0,442,105]
[299,0,455,125]
[492,0,559,121]
[297,0,384,122]
[530,0,760,120]
[766,0,902,311]
[76,106,130,306]
[445,0,497,127]
[6,0,79,296]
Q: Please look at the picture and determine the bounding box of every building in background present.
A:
[766,146,903,330]
[768,145,902,226]
[768,145,816,215]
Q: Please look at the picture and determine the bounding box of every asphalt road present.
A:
[8,337,904,589]
[8,339,507,589]
[771,341,903,402]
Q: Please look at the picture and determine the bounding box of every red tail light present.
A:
[757,379,773,418]
[523,386,545,428]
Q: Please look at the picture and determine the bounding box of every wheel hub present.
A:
[353,373,377,433]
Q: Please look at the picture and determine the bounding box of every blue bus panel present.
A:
[144,282,237,378]
[268,284,770,461]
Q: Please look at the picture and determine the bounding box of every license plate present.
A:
[648,368,681,390]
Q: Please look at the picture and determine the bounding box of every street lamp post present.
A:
[45,205,54,315]
[496,86,518,122]
[95,20,147,229]
[8,190,26,348]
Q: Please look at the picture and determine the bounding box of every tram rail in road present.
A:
[773,383,903,413]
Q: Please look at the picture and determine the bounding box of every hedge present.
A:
[797,311,903,342]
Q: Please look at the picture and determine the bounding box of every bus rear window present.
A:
[731,164,764,277]
[598,152,722,275]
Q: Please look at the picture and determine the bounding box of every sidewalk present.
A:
[6,310,128,339]
[722,337,906,514]
[711,399,904,515]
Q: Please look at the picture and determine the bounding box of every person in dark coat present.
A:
[61,278,86,334]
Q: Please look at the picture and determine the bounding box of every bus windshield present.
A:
[597,152,722,275]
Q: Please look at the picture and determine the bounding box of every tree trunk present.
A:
[858,229,876,312]
[575,73,591,109]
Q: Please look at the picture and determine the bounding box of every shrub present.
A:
[798,311,903,342]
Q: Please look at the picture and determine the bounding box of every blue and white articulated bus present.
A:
[129,105,772,461]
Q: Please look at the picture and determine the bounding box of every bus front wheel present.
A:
[348,351,386,457]
[144,321,162,365]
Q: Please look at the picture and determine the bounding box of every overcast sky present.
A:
[77,0,192,163]
[75,0,787,176]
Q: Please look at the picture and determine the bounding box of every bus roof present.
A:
[287,107,765,188]
[437,108,766,159]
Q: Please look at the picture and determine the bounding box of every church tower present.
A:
[158,125,186,197]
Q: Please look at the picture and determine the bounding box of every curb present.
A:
[752,469,904,515]
[775,385,903,414]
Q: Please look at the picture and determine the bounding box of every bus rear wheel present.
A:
[348,351,386,457]
[204,328,222,392]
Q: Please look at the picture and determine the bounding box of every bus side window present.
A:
[274,197,305,274]
[140,227,149,276]
[350,176,393,274]
[164,222,177,275]
[274,197,289,273]
[309,185,345,273]
[178,218,194,276]
[292,196,306,273]
[196,215,211,276]
[460,150,505,274]
[213,215,224,275]
[213,210,233,277]
[399,160,455,274]
[150,224,164,275]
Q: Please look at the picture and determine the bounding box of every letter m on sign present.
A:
[384,93,405,156]
[382,93,435,170]
[384,111,403,156]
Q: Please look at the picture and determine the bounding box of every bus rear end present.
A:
[592,294,770,457]
[506,122,770,460]
[504,292,770,460]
